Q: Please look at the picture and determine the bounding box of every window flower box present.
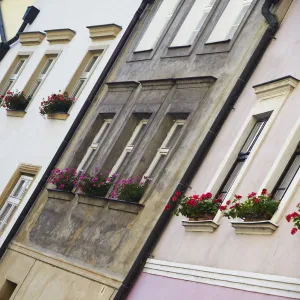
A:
[47,188,74,202]
[6,109,27,118]
[182,220,219,232]
[230,220,278,235]
[47,112,69,120]
[1,91,30,117]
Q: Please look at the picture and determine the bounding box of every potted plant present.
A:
[222,189,279,221]
[39,91,75,117]
[286,204,300,235]
[48,168,78,191]
[1,91,31,111]
[110,177,150,203]
[77,170,117,197]
[174,192,222,221]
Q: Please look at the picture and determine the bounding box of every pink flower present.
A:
[219,205,227,211]
[253,197,260,204]
[165,204,171,210]
[175,191,181,196]
[226,200,231,205]
[286,214,292,222]
[261,188,267,195]
[234,194,242,199]
[248,192,256,199]
[205,192,212,199]
[291,228,298,235]
[171,196,177,202]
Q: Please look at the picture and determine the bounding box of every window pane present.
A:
[13,59,26,75]
[166,124,183,148]
[241,120,267,153]
[28,80,41,98]
[2,80,14,95]
[71,79,86,98]
[0,203,13,223]
[11,178,32,199]
[274,154,300,201]
[220,160,245,199]
[131,123,147,145]
[41,59,54,75]
[85,56,98,73]
[149,155,167,179]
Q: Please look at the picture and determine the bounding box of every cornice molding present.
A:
[45,28,76,44]
[106,81,139,92]
[19,31,45,46]
[87,24,122,42]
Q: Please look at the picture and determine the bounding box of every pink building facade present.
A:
[128,2,300,299]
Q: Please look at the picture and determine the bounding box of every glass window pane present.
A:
[13,59,26,75]
[85,56,98,73]
[166,124,183,148]
[11,178,32,199]
[149,155,167,179]
[0,203,13,223]
[71,79,86,98]
[2,80,14,95]
[28,80,41,98]
[41,59,54,75]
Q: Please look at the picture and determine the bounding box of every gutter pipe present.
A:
[0,0,155,257]
[114,0,279,299]
[0,1,6,43]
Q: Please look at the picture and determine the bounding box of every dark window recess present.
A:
[273,144,300,201]
[0,280,17,300]
[218,119,268,199]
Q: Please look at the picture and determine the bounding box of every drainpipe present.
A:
[114,0,279,299]
[0,0,155,256]
[0,1,7,43]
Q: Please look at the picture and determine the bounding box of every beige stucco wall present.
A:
[1,0,35,41]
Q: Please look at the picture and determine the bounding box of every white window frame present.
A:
[206,0,253,44]
[27,55,57,99]
[0,175,33,231]
[171,0,216,47]
[135,0,181,52]
[77,119,113,173]
[143,119,185,180]
[1,56,29,95]
[70,53,101,99]
[110,119,148,176]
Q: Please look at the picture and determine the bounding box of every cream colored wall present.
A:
[152,1,300,279]
[1,0,34,41]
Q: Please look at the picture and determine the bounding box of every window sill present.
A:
[231,220,278,235]
[182,220,219,233]
[204,39,231,46]
[168,44,192,50]
[47,188,74,201]
[47,112,69,120]
[6,109,26,118]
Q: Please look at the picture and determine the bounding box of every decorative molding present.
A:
[182,220,219,232]
[106,81,139,92]
[231,220,278,235]
[47,112,69,120]
[19,31,45,46]
[47,189,74,202]
[6,109,26,118]
[139,79,175,91]
[253,76,299,101]
[9,242,122,289]
[175,76,217,89]
[45,28,76,44]
[143,259,300,299]
[87,24,122,42]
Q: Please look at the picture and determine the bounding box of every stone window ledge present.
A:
[231,220,278,235]
[6,109,26,118]
[47,189,74,202]
[47,112,69,120]
[182,220,219,233]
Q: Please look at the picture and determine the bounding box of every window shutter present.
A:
[135,0,181,52]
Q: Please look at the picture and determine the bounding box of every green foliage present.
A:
[1,91,31,110]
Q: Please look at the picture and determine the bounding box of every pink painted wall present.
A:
[127,273,294,300]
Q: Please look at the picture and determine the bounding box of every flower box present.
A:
[47,188,75,202]
[47,112,69,120]
[182,220,219,232]
[6,109,26,118]
[231,220,278,235]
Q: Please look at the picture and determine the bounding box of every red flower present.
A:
[286,214,292,222]
[253,197,260,204]
[261,188,267,195]
[248,192,256,199]
[205,192,212,199]
[165,204,171,210]
[175,191,181,196]
[187,199,198,207]
[214,198,222,203]
[234,194,242,199]
[226,200,231,205]
[192,194,199,200]
[171,196,177,202]
[291,227,298,235]
[219,205,227,211]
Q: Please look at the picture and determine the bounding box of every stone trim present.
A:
[175,76,217,89]
[19,31,45,46]
[6,109,26,118]
[45,28,76,44]
[139,79,175,91]
[9,242,122,289]
[47,189,74,202]
[230,220,278,235]
[87,24,122,42]
[143,259,300,299]
[182,220,219,233]
[47,112,69,120]
[106,81,139,92]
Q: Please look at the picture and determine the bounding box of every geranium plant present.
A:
[1,91,31,110]
[173,192,222,221]
[286,204,300,235]
[222,189,279,221]
[111,177,150,203]
[48,168,78,191]
[39,91,75,116]
[77,170,117,197]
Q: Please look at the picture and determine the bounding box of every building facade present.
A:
[127,1,300,299]
[0,0,294,299]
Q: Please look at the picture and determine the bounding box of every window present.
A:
[135,0,181,52]
[171,0,216,47]
[0,55,29,95]
[67,51,103,99]
[77,119,112,172]
[110,119,148,176]
[143,119,185,180]
[273,144,300,201]
[206,0,253,44]
[0,175,33,231]
[218,119,267,199]
[0,280,17,300]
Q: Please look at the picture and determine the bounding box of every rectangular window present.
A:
[25,54,58,99]
[143,119,185,180]
[0,175,33,231]
[77,119,113,172]
[110,119,148,176]
[171,0,216,47]
[218,119,267,199]
[0,55,29,95]
[206,0,253,44]
[135,0,181,52]
[273,144,300,201]
[0,280,17,300]
[68,52,102,99]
